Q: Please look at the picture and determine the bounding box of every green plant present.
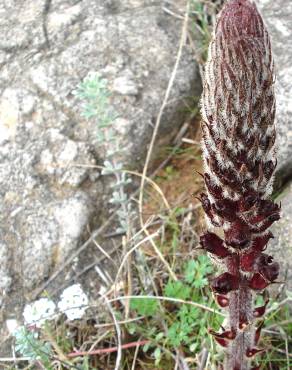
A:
[184,255,213,289]
[74,72,117,124]
[128,254,223,366]
[155,165,179,185]
[74,72,134,234]
[130,297,159,317]
[189,0,219,63]
[14,326,53,369]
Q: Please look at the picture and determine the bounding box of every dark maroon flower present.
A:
[200,232,230,258]
[249,202,280,223]
[215,294,229,308]
[249,273,269,291]
[213,336,229,348]
[224,220,251,249]
[239,191,258,212]
[240,251,258,271]
[238,319,249,331]
[253,300,269,318]
[256,255,279,282]
[211,272,239,295]
[214,198,238,221]
[250,215,280,233]
[246,348,265,358]
[204,173,223,199]
[209,329,236,340]
[199,193,222,227]
[252,233,274,252]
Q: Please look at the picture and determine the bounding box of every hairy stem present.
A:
[227,287,253,369]
[226,254,253,369]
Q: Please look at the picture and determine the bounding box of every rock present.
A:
[37,129,96,187]
[47,4,82,37]
[257,0,292,296]
[113,70,139,96]
[0,0,200,326]
[0,1,45,51]
[0,243,11,307]
[0,126,98,291]
[258,0,292,186]
[0,89,19,144]
[270,182,292,292]
[3,188,94,291]
[54,193,93,250]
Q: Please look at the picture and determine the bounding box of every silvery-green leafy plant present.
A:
[199,1,280,369]
[14,326,53,369]
[74,72,134,233]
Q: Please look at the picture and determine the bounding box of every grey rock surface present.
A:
[257,0,292,295]
[270,182,292,292]
[258,0,292,186]
[0,0,200,320]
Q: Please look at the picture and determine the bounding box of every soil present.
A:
[143,122,206,232]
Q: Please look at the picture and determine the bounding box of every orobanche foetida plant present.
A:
[199,0,280,369]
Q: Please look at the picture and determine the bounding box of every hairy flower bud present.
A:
[200,0,280,368]
[216,294,230,307]
[249,273,269,291]
[253,300,269,318]
[209,328,237,341]
[211,272,239,295]
[200,231,230,258]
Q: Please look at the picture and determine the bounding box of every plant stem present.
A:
[227,287,253,370]
[224,253,253,369]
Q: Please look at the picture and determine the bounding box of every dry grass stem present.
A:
[108,295,224,316]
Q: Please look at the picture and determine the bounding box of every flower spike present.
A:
[200,0,280,368]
